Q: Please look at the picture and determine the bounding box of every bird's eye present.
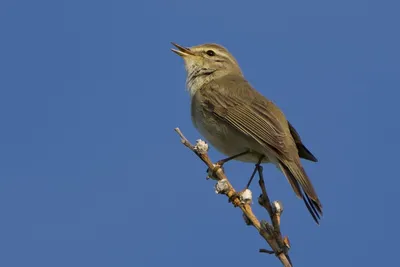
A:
[206,50,216,56]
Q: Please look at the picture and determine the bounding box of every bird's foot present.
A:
[206,163,224,180]
[207,150,251,180]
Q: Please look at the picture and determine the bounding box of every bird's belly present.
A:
[192,114,271,163]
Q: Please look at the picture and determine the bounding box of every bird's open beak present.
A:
[171,42,195,57]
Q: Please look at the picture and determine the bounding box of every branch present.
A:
[175,128,292,267]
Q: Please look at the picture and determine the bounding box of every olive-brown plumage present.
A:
[172,42,322,223]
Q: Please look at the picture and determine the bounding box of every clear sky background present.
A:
[0,0,399,266]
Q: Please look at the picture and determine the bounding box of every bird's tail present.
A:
[278,159,323,224]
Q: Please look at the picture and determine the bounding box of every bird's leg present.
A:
[245,155,265,189]
[207,150,250,179]
[257,164,272,210]
[216,150,251,166]
[228,156,264,204]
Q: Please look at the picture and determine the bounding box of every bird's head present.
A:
[171,42,243,95]
[171,42,242,76]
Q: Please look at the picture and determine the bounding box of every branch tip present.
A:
[272,200,284,215]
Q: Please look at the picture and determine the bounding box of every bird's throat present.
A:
[186,66,217,97]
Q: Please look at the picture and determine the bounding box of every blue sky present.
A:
[0,0,399,266]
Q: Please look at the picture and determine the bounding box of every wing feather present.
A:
[201,75,290,159]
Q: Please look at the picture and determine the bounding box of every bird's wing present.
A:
[200,75,292,160]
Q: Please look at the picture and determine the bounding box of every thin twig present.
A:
[174,128,292,267]
[175,128,195,150]
[258,166,285,250]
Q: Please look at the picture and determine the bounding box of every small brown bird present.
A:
[171,42,322,223]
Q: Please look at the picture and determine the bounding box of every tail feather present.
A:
[279,160,323,224]
[302,195,320,224]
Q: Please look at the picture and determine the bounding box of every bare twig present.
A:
[258,166,285,251]
[175,128,292,267]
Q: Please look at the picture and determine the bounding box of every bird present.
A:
[171,42,322,224]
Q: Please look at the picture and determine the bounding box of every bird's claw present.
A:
[206,163,224,180]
